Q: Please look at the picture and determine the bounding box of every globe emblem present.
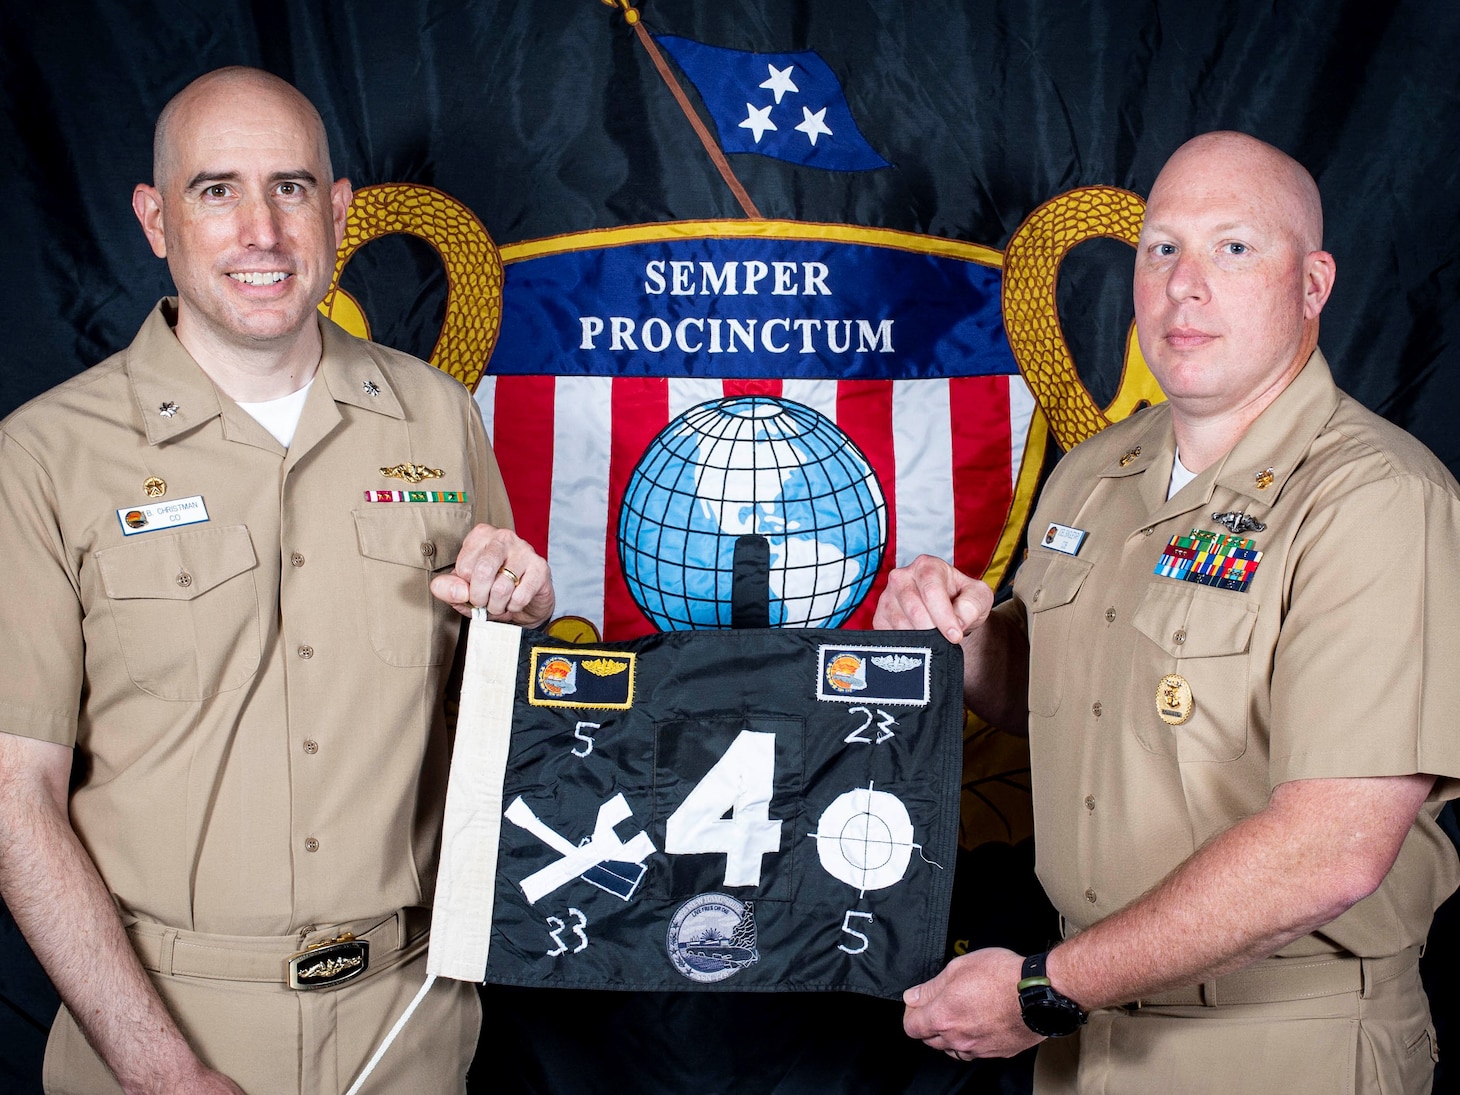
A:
[618,397,887,630]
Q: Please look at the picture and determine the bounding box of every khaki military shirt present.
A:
[1008,351,1460,958]
[0,300,510,936]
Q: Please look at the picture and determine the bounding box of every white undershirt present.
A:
[1167,448,1198,500]
[236,377,314,448]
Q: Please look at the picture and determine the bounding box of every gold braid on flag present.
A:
[322,184,504,392]
[1002,186,1164,451]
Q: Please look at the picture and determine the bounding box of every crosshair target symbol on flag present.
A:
[811,783,918,895]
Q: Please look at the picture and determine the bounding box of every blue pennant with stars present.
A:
[655,35,891,172]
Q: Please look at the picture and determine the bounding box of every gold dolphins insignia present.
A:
[296,955,363,980]
[581,658,629,677]
[380,463,444,484]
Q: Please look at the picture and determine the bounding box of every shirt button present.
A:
[1085,795,1096,812]
[175,571,193,588]
[1031,590,1042,605]
[298,645,314,659]
[1104,607,1116,623]
[1085,888,1098,903]
[1091,701,1102,718]
[1172,629,1187,645]
[1141,527,1155,537]
[304,837,320,853]
[303,739,319,755]
[420,541,436,559]
[290,552,306,567]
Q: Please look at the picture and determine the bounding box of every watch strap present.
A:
[1018,950,1052,989]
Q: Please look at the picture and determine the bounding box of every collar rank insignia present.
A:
[1155,528,1262,593]
[380,462,444,484]
[362,380,380,397]
[1212,510,1266,534]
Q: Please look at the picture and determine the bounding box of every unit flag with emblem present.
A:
[429,616,962,999]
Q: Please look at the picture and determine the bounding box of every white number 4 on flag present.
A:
[664,729,784,887]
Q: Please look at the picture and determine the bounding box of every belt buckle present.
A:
[287,932,370,991]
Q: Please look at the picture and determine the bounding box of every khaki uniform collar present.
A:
[1096,408,1175,483]
[1092,349,1339,521]
[316,318,404,420]
[126,300,226,446]
[1210,349,1340,504]
[125,299,405,448]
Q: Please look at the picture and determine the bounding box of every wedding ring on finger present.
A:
[499,566,521,586]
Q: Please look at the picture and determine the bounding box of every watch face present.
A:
[1020,990,1086,1038]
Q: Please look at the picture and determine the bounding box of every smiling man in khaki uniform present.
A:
[875,131,1460,1093]
[0,67,553,1094]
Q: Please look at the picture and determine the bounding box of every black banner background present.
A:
[3,2,1459,1092]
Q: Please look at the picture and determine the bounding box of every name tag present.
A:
[116,495,209,536]
[1039,521,1087,556]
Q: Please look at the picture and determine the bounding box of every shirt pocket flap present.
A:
[1131,582,1258,658]
[354,506,472,572]
[96,525,258,602]
[1026,555,1094,614]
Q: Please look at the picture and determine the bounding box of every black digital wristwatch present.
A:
[1017,951,1088,1038]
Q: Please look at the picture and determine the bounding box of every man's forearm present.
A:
[1044,772,1435,1009]
[961,605,1029,737]
[0,734,229,1094]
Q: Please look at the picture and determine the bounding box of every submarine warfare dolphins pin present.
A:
[1212,511,1266,534]
[380,463,444,484]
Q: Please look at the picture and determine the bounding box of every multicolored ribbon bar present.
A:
[364,490,468,503]
[1154,529,1261,593]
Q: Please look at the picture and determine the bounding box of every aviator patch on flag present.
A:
[1155,529,1262,593]
[429,620,963,1000]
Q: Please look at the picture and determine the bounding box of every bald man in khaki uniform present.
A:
[875,132,1460,1094]
[0,68,553,1094]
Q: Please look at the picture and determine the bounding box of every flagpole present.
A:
[601,0,764,220]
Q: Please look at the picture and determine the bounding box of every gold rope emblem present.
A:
[1002,186,1164,452]
[322,184,504,392]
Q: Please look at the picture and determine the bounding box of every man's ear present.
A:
[132,184,168,259]
[329,178,353,248]
[1303,249,1336,319]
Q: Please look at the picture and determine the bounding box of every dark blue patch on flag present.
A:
[655,35,890,171]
